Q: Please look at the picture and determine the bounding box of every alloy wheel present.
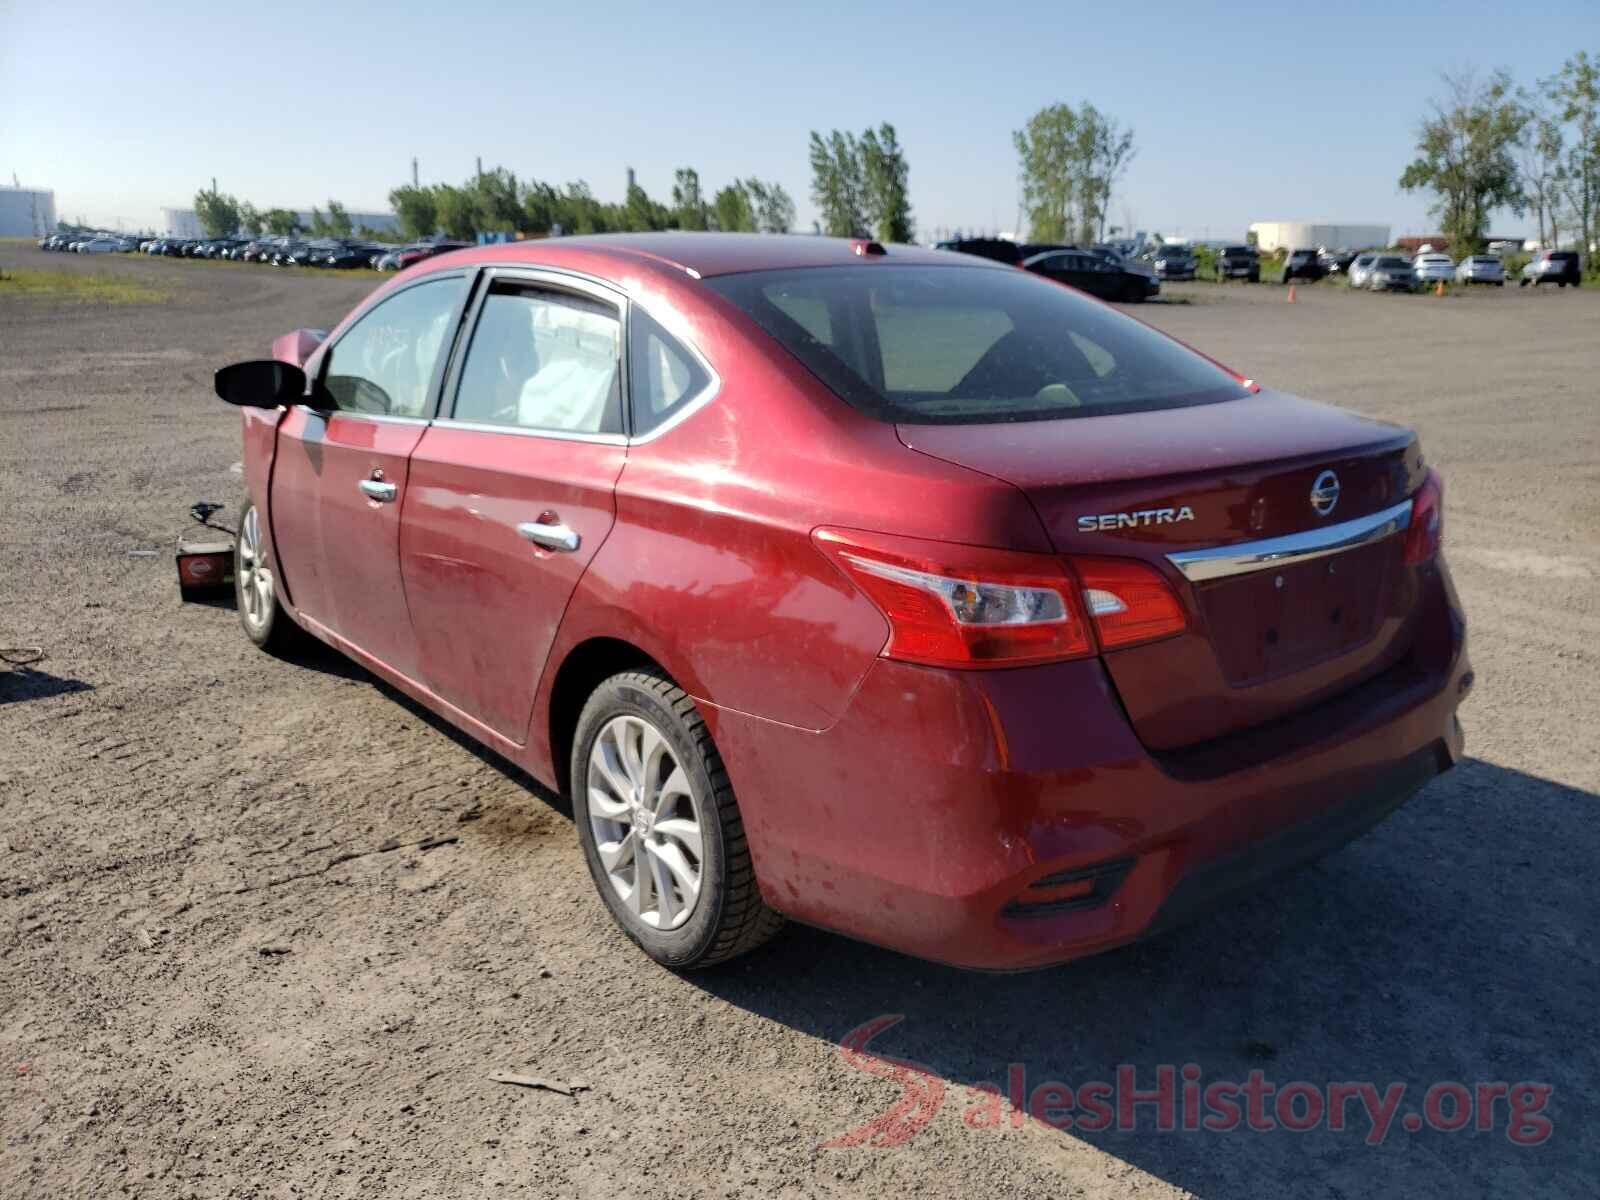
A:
[586,715,704,931]
[238,506,273,630]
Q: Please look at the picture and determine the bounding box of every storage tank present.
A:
[0,186,58,237]
[1248,220,1391,253]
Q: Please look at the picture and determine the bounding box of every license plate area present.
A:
[1197,540,1396,685]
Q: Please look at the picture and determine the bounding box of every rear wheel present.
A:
[571,670,782,969]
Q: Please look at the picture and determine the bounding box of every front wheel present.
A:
[235,501,305,653]
[572,670,782,969]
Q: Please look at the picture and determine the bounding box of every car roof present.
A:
[411,233,976,280]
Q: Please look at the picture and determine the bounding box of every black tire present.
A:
[1121,280,1145,303]
[1249,270,1259,283]
[235,500,306,654]
[571,669,782,969]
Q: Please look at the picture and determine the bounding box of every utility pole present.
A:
[412,157,419,188]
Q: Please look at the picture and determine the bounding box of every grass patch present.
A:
[0,266,174,304]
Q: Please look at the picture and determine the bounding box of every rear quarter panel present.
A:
[528,267,1050,770]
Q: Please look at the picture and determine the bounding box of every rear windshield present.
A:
[1376,257,1410,269]
[1222,246,1252,255]
[705,264,1248,425]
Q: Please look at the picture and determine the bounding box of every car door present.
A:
[400,269,629,742]
[268,271,471,680]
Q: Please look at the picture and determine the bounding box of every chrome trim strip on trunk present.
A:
[1166,498,1413,583]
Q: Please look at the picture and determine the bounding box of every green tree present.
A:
[1547,51,1599,262]
[672,168,709,230]
[1013,104,1079,241]
[262,208,300,236]
[469,167,522,233]
[859,124,913,242]
[237,202,262,236]
[622,180,671,231]
[1518,93,1565,248]
[430,185,477,240]
[193,185,241,236]
[326,200,352,237]
[388,185,438,240]
[809,130,866,236]
[1080,104,1136,242]
[712,181,756,232]
[1399,69,1527,255]
[745,179,795,233]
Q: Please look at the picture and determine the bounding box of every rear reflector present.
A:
[814,529,1188,668]
[1403,469,1443,564]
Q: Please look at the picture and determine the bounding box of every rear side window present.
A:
[628,309,712,436]
[451,283,622,435]
[706,264,1247,424]
[322,275,467,417]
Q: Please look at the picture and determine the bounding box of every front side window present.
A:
[322,275,467,417]
[451,283,622,435]
[707,264,1248,425]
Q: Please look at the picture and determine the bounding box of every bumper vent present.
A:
[1003,858,1134,918]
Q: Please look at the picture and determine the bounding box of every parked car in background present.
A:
[1152,245,1197,281]
[1024,248,1160,302]
[1367,255,1416,292]
[1347,253,1380,288]
[77,237,122,254]
[1317,249,1358,276]
[1521,249,1582,287]
[1281,248,1326,284]
[211,232,1466,972]
[935,237,1025,267]
[1215,245,1260,281]
[1455,255,1505,285]
[1411,254,1455,285]
[271,242,311,267]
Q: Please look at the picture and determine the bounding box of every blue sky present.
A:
[3,0,1595,238]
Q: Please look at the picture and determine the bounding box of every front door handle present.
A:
[359,479,397,503]
[517,520,581,553]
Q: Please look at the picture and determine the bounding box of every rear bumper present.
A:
[706,562,1469,971]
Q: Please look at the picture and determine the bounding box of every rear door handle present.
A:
[517,520,581,553]
[358,479,397,503]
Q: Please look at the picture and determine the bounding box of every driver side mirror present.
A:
[213,359,307,409]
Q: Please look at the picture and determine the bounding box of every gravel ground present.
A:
[2,245,1596,1199]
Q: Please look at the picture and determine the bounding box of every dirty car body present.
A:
[226,233,1469,970]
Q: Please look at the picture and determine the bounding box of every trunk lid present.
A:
[898,390,1426,749]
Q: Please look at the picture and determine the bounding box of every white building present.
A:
[0,185,57,237]
[162,207,399,237]
[1248,220,1390,252]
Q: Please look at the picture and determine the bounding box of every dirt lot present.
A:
[2,244,1596,1199]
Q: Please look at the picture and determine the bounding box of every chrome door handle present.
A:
[358,479,397,502]
[517,520,581,553]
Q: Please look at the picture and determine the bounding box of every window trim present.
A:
[626,307,722,444]
[432,264,722,447]
[307,269,476,423]
[436,266,629,443]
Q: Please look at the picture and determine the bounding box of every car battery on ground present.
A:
[176,502,235,602]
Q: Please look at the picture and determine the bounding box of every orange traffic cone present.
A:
[1287,285,1297,303]
[1435,281,1445,297]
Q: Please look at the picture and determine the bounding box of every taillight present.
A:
[1072,557,1189,650]
[1403,469,1443,564]
[814,529,1187,668]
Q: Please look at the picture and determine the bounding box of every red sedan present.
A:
[214,233,1469,971]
